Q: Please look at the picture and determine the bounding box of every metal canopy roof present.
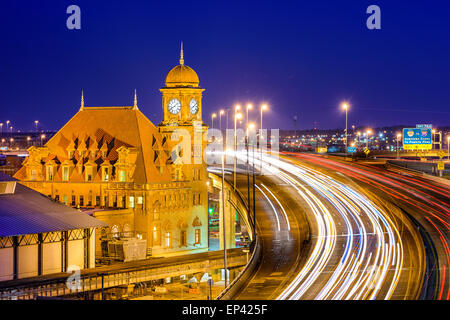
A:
[0,173,107,237]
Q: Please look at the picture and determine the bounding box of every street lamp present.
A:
[357,131,361,148]
[396,133,402,159]
[341,102,349,155]
[35,120,39,132]
[260,104,268,170]
[0,123,3,134]
[246,104,252,136]
[220,150,228,288]
[246,122,255,235]
[41,134,46,146]
[6,120,10,133]
[211,113,217,130]
[366,129,372,149]
[234,111,242,190]
[219,110,225,131]
[447,136,450,160]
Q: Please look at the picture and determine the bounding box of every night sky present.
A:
[0,0,448,132]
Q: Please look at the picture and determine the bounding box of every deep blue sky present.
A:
[0,0,448,131]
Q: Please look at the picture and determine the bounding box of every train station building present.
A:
[14,46,210,258]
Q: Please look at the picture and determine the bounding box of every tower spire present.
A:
[180,42,184,65]
[80,90,84,111]
[133,89,138,110]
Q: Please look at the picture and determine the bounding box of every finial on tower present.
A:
[80,90,84,111]
[180,42,184,65]
[133,89,138,110]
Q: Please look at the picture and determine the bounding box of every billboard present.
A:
[402,128,432,150]
[347,146,357,153]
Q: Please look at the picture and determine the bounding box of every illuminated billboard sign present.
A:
[402,128,432,150]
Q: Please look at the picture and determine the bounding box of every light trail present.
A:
[233,150,405,299]
[286,153,449,300]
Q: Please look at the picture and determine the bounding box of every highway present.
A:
[223,151,425,300]
[283,153,449,300]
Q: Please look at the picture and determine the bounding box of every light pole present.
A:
[366,129,372,149]
[247,122,255,238]
[246,104,252,137]
[219,110,224,132]
[211,113,216,131]
[35,120,39,132]
[357,131,361,149]
[0,123,3,134]
[447,136,450,160]
[260,104,268,171]
[226,109,229,130]
[234,106,242,190]
[221,151,228,288]
[41,134,46,147]
[341,102,349,155]
[396,133,402,159]
[6,120,10,133]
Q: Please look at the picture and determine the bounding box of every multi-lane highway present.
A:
[224,151,425,300]
[282,153,449,300]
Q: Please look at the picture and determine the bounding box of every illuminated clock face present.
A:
[168,98,181,115]
[189,99,198,114]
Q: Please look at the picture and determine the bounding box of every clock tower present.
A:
[160,43,205,126]
[157,45,209,251]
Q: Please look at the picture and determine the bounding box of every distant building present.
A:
[14,46,209,257]
[0,173,106,281]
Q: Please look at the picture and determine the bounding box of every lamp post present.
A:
[35,120,39,132]
[6,120,10,133]
[219,110,225,132]
[357,132,361,149]
[432,129,436,150]
[366,130,372,149]
[260,104,268,171]
[0,123,3,134]
[221,151,228,288]
[247,122,255,238]
[234,106,242,190]
[447,136,450,160]
[211,113,216,131]
[341,102,349,155]
[396,133,402,159]
[41,134,46,147]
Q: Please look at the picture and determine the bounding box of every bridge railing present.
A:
[215,235,262,300]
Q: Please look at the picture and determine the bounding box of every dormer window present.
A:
[30,169,37,181]
[85,166,93,182]
[102,167,109,181]
[46,166,53,181]
[119,170,126,182]
[63,167,69,181]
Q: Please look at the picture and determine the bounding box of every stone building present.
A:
[14,46,209,257]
